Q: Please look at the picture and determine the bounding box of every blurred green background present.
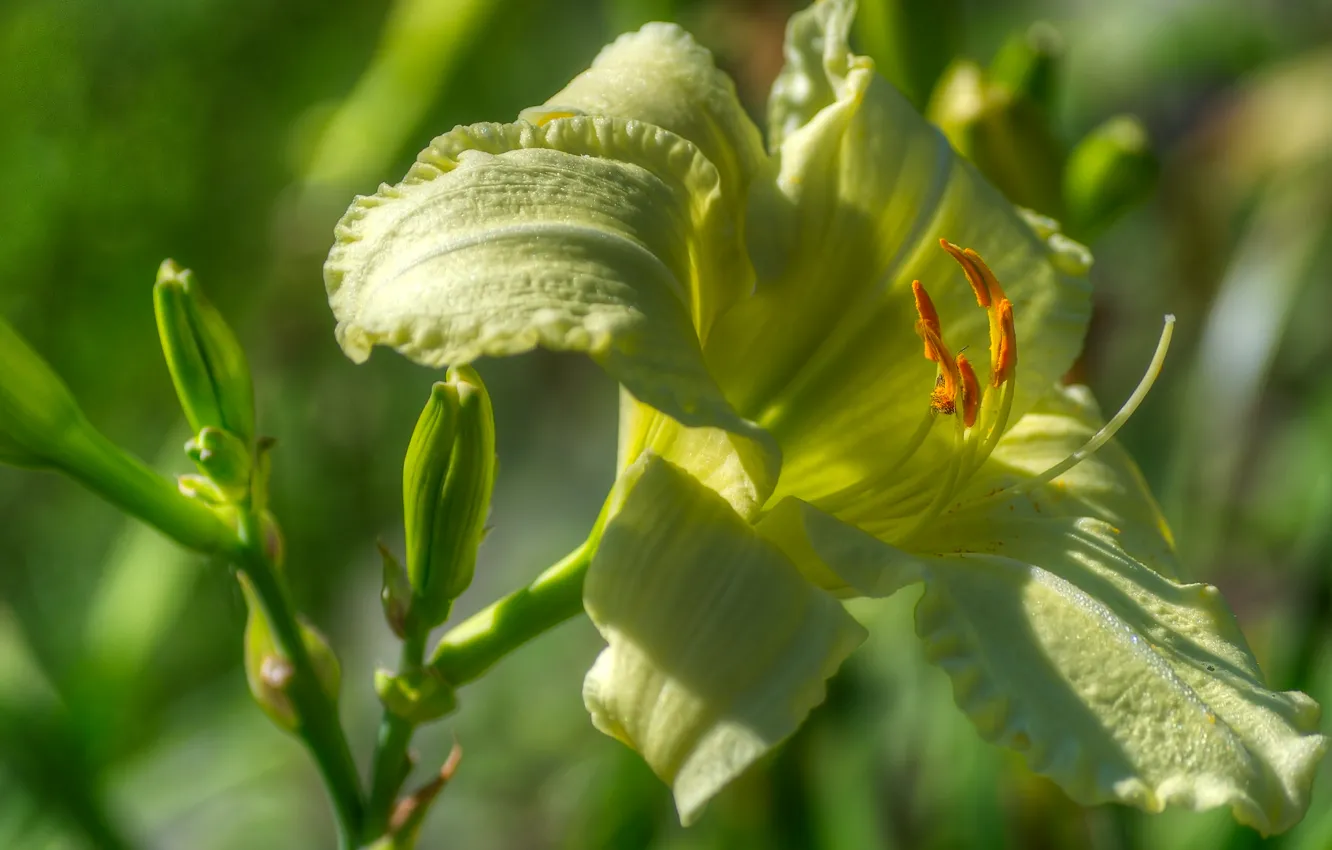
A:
[2,0,1332,847]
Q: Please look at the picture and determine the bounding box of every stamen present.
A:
[962,248,1008,305]
[939,239,992,308]
[912,280,943,362]
[993,299,1017,387]
[957,354,980,428]
[931,373,957,416]
[1003,315,1175,497]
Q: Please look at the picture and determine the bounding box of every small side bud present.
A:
[239,573,341,732]
[0,314,94,469]
[185,426,252,499]
[378,542,415,639]
[178,473,228,504]
[1063,115,1158,239]
[402,367,496,629]
[154,260,256,446]
[374,668,457,724]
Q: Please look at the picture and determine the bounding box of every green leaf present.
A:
[0,312,91,469]
[583,454,865,824]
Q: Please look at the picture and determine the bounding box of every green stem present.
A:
[429,541,593,686]
[364,631,427,840]
[56,426,235,554]
[234,511,365,849]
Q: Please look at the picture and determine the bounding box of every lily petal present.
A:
[617,390,778,519]
[584,454,866,824]
[521,22,767,208]
[907,386,1327,833]
[755,495,924,598]
[914,383,1176,572]
[325,116,772,464]
[709,0,1091,517]
[913,521,1324,834]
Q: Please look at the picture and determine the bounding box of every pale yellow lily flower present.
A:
[324,0,1326,832]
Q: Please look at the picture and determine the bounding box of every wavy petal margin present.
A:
[910,385,1327,833]
[584,455,865,824]
[521,22,767,208]
[325,116,775,471]
[914,522,1324,834]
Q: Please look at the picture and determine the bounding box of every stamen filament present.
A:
[1001,314,1175,497]
[968,375,1016,480]
[819,412,938,514]
[895,415,968,539]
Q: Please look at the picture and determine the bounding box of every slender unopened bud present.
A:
[928,58,1065,216]
[239,573,341,732]
[402,367,496,628]
[154,260,255,446]
[1063,115,1158,239]
[0,314,94,469]
[185,426,252,500]
[374,667,457,723]
[988,23,1063,114]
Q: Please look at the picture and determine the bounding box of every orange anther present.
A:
[940,239,992,308]
[956,353,980,428]
[927,341,962,418]
[912,280,943,362]
[930,371,957,417]
[993,298,1017,387]
[964,248,1008,305]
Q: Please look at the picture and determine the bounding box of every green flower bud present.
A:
[402,367,496,629]
[927,59,1066,216]
[928,58,1068,216]
[1064,115,1158,239]
[988,23,1063,114]
[185,426,252,500]
[373,667,457,724]
[239,573,341,732]
[0,314,93,469]
[154,260,256,446]
[378,542,415,639]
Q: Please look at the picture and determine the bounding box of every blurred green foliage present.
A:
[2,0,1331,847]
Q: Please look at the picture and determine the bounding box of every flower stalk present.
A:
[232,508,365,848]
